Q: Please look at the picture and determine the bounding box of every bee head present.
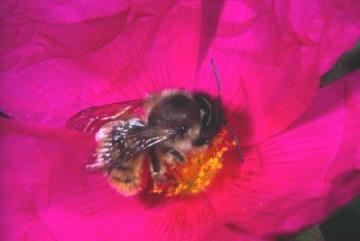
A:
[192,92,227,146]
[147,92,201,137]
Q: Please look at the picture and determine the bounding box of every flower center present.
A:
[151,129,234,196]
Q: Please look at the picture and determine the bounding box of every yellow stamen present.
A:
[151,129,234,196]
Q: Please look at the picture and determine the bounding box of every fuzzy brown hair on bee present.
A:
[66,89,227,196]
[66,60,242,196]
[146,90,227,182]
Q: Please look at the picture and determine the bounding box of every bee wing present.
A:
[87,119,176,171]
[113,126,176,165]
[66,99,145,135]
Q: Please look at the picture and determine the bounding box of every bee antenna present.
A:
[211,59,243,161]
[211,59,221,97]
[228,126,244,162]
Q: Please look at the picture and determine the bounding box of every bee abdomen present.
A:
[106,154,146,196]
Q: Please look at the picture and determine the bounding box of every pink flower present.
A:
[1,1,360,240]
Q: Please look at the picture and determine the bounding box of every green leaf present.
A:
[278,226,324,241]
[320,197,360,241]
[320,42,360,87]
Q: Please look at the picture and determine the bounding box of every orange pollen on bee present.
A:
[151,129,235,196]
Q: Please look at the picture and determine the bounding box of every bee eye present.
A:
[181,126,188,132]
[176,126,189,137]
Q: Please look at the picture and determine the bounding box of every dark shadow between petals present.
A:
[197,0,225,67]
[0,111,11,119]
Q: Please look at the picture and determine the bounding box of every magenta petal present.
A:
[323,72,360,179]
[195,1,360,145]
[274,73,360,234]
[0,1,175,125]
[2,0,359,145]
[0,120,90,240]
[328,0,360,30]
[0,119,232,241]
[205,73,360,239]
[0,119,146,240]
[1,71,360,241]
[1,1,130,23]
[1,1,360,240]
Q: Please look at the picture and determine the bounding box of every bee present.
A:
[66,60,242,196]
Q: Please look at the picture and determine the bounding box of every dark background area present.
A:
[321,197,360,241]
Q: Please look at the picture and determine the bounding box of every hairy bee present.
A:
[66,60,241,196]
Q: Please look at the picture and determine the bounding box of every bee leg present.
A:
[167,148,185,164]
[150,147,161,173]
[160,146,185,164]
[150,147,175,185]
